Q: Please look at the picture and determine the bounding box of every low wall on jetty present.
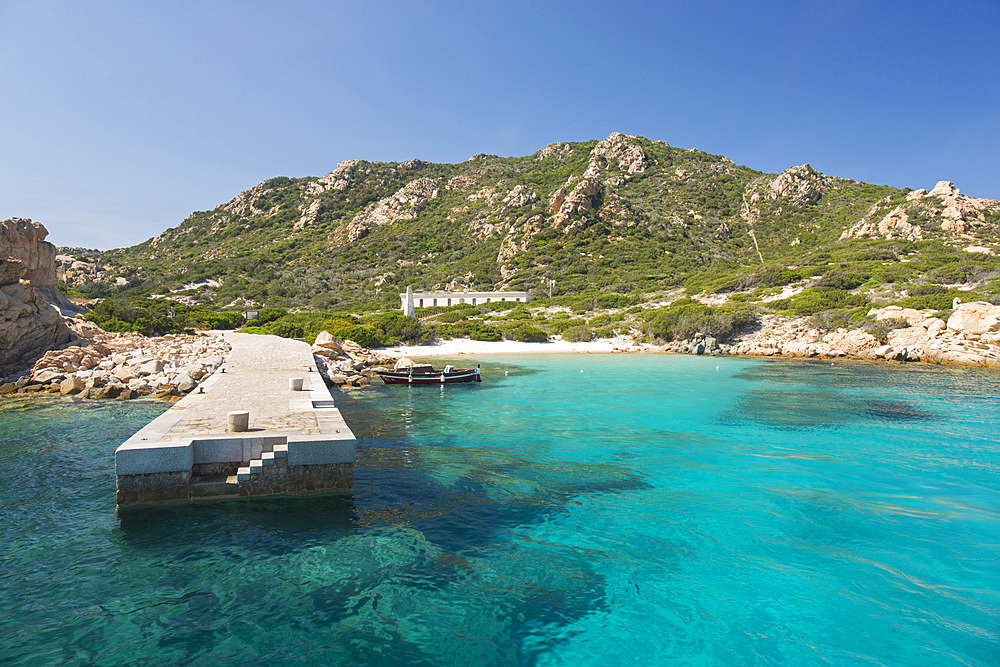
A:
[114,332,356,509]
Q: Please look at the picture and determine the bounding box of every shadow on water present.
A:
[863,399,937,422]
[115,494,358,552]
[729,358,943,429]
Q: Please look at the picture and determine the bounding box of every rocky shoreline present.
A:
[3,299,999,403]
[665,300,1000,368]
[1,321,232,399]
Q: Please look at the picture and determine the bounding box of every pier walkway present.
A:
[114,332,356,508]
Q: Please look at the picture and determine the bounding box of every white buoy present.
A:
[504,370,509,376]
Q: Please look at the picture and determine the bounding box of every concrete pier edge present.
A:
[114,332,357,509]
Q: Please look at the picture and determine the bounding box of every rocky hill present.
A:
[67,133,1000,314]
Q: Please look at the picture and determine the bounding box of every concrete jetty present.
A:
[114,332,355,509]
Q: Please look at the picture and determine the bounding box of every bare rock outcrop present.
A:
[741,165,830,226]
[946,300,1000,336]
[311,332,396,387]
[217,181,281,218]
[295,198,323,230]
[534,142,573,160]
[765,165,828,207]
[496,215,545,279]
[550,177,604,230]
[337,177,440,243]
[841,181,1000,243]
[0,218,75,377]
[55,252,98,285]
[583,132,649,178]
[503,184,538,209]
[311,159,363,193]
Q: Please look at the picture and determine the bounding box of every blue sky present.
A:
[1,0,997,249]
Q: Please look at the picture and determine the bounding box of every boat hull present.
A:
[376,369,481,384]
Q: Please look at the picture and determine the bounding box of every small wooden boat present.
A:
[375,364,482,384]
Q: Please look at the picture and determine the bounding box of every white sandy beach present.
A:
[376,336,662,358]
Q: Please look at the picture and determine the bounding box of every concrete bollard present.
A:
[288,377,304,391]
[227,410,249,432]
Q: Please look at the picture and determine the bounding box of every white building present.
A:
[400,289,533,312]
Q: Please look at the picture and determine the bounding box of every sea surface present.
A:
[1,354,999,665]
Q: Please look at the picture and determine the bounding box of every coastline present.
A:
[9,296,1000,402]
[376,300,1000,370]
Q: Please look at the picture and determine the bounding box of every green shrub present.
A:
[928,261,977,284]
[434,309,473,323]
[742,264,802,289]
[816,271,867,290]
[588,313,623,327]
[98,317,134,333]
[364,311,423,345]
[896,286,984,312]
[592,325,619,339]
[192,310,245,330]
[340,324,382,348]
[548,318,589,334]
[783,287,869,316]
[508,324,549,342]
[467,322,502,341]
[86,297,245,335]
[562,325,593,342]
[864,317,910,343]
[269,320,304,339]
[646,298,756,341]
[594,293,640,308]
[319,316,360,340]
[807,307,870,331]
[257,307,288,325]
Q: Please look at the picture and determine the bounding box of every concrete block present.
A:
[273,444,288,458]
[261,452,275,466]
[115,440,194,475]
[192,437,245,464]
[286,437,356,466]
[237,467,251,482]
[227,411,249,432]
[289,377,304,391]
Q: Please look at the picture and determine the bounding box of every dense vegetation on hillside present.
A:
[67,133,1000,342]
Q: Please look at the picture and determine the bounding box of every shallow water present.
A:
[1,355,999,664]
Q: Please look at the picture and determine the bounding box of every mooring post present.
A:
[227,410,249,432]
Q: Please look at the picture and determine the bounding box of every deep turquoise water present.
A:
[1,354,999,665]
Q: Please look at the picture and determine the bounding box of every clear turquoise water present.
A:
[1,354,999,665]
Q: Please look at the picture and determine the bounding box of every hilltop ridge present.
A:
[60,132,1000,316]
